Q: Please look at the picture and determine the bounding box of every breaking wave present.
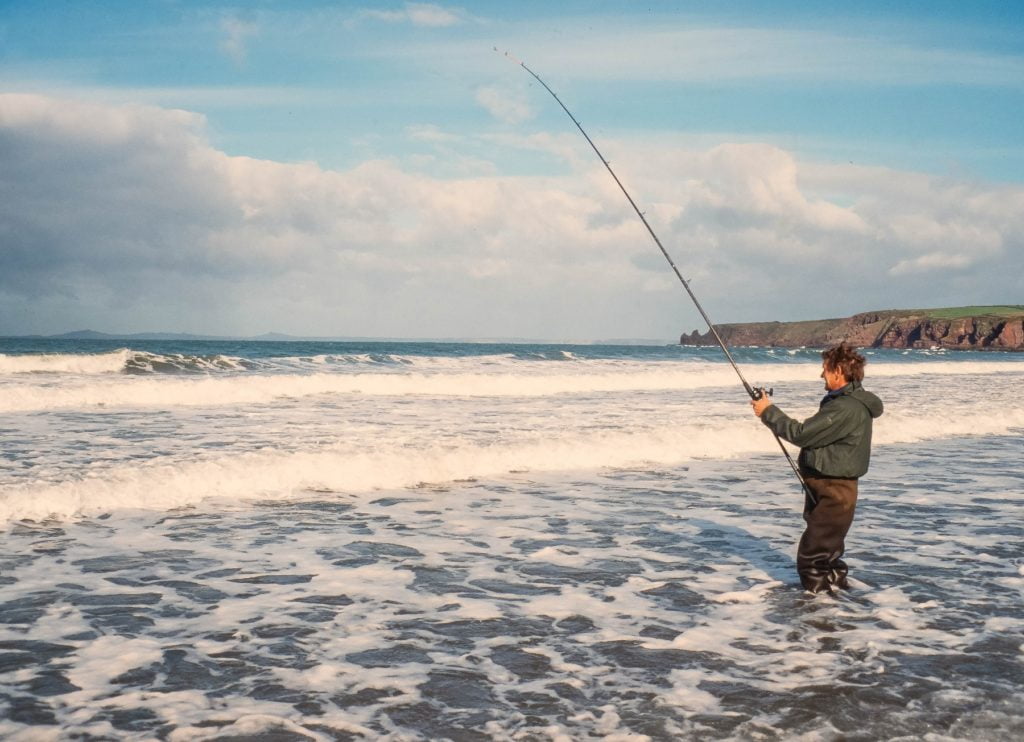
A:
[1,358,1022,413]
[2,402,1022,523]
[0,349,133,374]
[0,349,260,375]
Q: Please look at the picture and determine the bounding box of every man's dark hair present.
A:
[822,342,866,382]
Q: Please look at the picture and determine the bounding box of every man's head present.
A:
[821,342,866,391]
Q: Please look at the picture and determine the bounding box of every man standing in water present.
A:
[751,342,883,593]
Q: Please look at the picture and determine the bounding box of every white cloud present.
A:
[475,86,534,125]
[888,253,973,276]
[406,124,462,144]
[220,16,259,65]
[359,3,465,28]
[406,2,463,27]
[1,93,1021,337]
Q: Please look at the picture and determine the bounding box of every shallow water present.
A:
[1,341,1022,739]
[2,437,1022,740]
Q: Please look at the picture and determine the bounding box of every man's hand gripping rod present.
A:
[503,51,810,497]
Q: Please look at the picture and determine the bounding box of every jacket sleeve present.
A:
[759,402,858,449]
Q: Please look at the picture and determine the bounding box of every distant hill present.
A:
[682,306,1024,351]
[51,330,227,341]
[42,330,380,342]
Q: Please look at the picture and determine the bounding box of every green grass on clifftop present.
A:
[904,305,1024,319]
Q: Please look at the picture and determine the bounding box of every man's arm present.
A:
[751,399,856,448]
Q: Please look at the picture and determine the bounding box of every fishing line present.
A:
[502,51,810,497]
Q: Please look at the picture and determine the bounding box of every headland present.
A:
[682,306,1024,351]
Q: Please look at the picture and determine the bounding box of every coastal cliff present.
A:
[682,306,1024,351]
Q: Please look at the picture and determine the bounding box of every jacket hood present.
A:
[845,381,884,418]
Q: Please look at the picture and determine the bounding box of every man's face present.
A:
[821,363,847,391]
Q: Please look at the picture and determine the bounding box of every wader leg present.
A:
[797,476,858,593]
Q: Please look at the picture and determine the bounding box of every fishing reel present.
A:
[751,386,774,401]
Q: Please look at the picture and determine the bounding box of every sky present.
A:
[1,0,1022,340]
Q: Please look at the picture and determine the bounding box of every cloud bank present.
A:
[0,93,1021,338]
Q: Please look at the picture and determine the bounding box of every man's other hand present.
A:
[751,396,773,417]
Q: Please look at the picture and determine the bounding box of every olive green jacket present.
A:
[760,380,883,479]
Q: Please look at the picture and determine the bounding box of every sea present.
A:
[1,338,1022,741]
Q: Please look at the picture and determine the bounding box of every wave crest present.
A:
[0,349,132,374]
[3,404,1022,524]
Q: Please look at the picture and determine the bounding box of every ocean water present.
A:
[1,339,1022,741]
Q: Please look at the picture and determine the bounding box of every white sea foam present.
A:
[66,636,164,693]
[0,361,764,413]
[0,368,739,413]
[0,422,767,521]
[2,399,1021,523]
[1,357,1022,413]
[876,406,1024,445]
[0,433,1021,739]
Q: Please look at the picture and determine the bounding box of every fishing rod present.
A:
[504,52,811,498]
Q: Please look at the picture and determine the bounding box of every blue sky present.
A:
[1,1,1022,338]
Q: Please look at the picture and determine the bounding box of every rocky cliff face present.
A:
[683,312,1024,351]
